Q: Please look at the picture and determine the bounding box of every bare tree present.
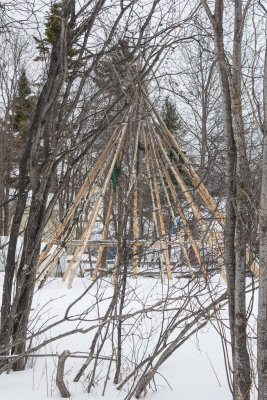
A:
[258,40,267,400]
[200,1,256,398]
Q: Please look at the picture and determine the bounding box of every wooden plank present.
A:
[52,239,204,246]
[82,261,188,266]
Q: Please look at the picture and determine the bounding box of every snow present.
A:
[0,271,233,400]
[0,230,259,400]
[0,236,24,272]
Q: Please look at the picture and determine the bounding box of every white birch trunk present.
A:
[232,2,251,398]
[201,1,251,398]
[258,42,267,400]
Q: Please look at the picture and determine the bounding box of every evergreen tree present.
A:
[161,96,182,135]
[13,68,34,139]
[161,96,193,208]
[34,2,77,63]
[33,2,61,61]
[161,96,187,161]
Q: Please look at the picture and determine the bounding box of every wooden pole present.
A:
[151,110,258,277]
[92,118,136,280]
[158,127,225,262]
[37,150,116,284]
[63,127,128,284]
[61,184,105,283]
[132,122,141,279]
[133,183,138,278]
[143,127,167,281]
[154,130,226,281]
[37,126,121,267]
[154,134,205,264]
[147,129,173,280]
[92,192,115,280]
[67,125,128,288]
[156,144,205,272]
[148,125,195,279]
[148,99,225,226]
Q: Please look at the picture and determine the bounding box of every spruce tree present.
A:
[161,96,193,225]
[33,2,61,61]
[13,68,34,143]
[161,96,187,163]
[161,96,182,135]
[34,2,77,63]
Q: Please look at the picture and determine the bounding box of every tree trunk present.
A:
[212,3,237,393]
[11,186,47,370]
[0,1,69,368]
[231,2,251,397]
[201,1,251,397]
[56,351,71,398]
[257,43,267,400]
[113,244,128,384]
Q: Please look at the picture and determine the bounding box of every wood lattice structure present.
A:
[36,96,259,288]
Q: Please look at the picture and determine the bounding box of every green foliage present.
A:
[161,96,182,134]
[13,69,34,135]
[161,96,192,190]
[45,2,62,44]
[34,2,78,63]
[33,2,62,61]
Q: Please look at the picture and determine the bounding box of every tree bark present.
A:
[56,350,71,398]
[212,2,237,391]
[257,42,267,400]
[231,2,251,398]
[201,1,252,397]
[0,1,69,368]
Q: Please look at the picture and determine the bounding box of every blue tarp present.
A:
[171,217,184,234]
[107,247,116,260]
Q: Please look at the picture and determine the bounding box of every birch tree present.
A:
[201,1,252,398]
[258,40,267,400]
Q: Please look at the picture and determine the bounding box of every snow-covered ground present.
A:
[0,231,259,400]
[0,271,234,400]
